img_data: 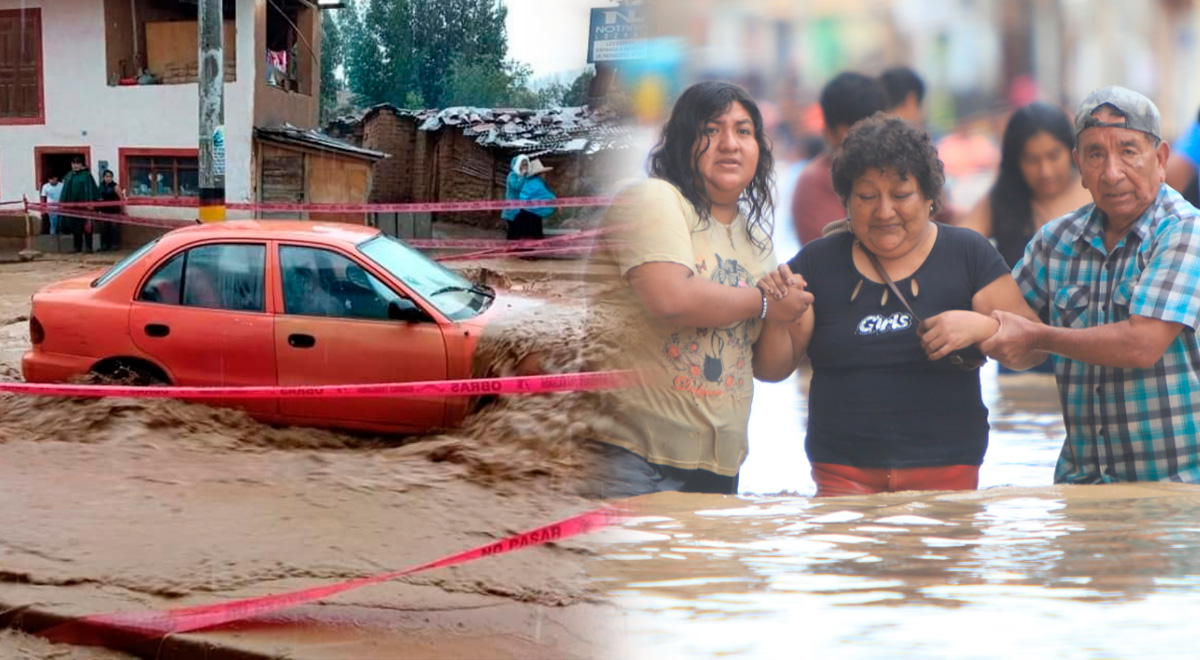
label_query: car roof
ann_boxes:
[167,220,382,247]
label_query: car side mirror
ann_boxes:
[388,298,432,323]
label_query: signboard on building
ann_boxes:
[587,7,646,63]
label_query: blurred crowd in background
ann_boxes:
[620,0,1200,238]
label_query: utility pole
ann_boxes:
[199,0,226,222]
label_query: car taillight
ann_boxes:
[29,316,44,345]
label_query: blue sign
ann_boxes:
[213,125,226,176]
[587,6,647,63]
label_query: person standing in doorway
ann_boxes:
[60,156,100,254]
[39,174,63,235]
[97,170,123,252]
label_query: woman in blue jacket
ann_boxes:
[502,154,530,237]
[510,158,556,240]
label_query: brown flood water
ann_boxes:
[0,257,620,659]
[585,206,1200,658]
[0,629,135,659]
[589,483,1200,659]
[584,368,1200,659]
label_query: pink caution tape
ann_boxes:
[21,203,619,260]
[411,224,616,250]
[25,204,194,229]
[437,244,597,262]
[409,238,525,249]
[37,196,615,214]
[41,507,624,642]
[0,370,634,400]
[431,225,620,261]
[233,196,615,213]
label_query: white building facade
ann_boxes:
[0,0,375,241]
[0,0,259,205]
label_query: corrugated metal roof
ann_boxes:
[332,104,630,155]
[255,125,389,161]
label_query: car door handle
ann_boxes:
[144,323,170,338]
[288,333,316,349]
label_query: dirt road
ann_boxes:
[0,255,619,659]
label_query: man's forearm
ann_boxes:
[1032,320,1170,369]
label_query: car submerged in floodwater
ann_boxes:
[22,221,547,433]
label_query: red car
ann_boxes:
[22,221,540,433]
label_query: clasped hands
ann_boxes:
[756,264,814,323]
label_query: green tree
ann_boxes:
[563,68,596,107]
[445,54,529,107]
[319,9,344,121]
[338,0,369,106]
[412,0,509,108]
[336,0,556,111]
[535,82,568,108]
[360,0,414,107]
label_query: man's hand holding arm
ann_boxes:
[981,311,1183,370]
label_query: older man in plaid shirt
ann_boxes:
[983,86,1200,484]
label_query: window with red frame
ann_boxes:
[126,154,200,198]
[0,9,43,121]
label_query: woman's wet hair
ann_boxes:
[648,80,775,253]
[831,112,945,212]
[990,102,1075,250]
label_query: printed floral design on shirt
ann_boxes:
[661,253,757,398]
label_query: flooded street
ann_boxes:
[741,363,1066,496]
[586,178,1200,659]
[591,484,1200,659]
[592,366,1200,659]
[0,253,620,659]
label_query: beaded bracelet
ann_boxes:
[759,288,769,319]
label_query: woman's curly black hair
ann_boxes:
[648,81,775,254]
[831,112,945,214]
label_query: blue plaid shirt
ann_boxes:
[1014,185,1200,484]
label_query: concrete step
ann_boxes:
[31,233,100,254]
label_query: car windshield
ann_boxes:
[92,238,161,287]
[357,234,493,321]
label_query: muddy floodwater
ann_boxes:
[586,218,1200,659]
[588,372,1200,659]
[591,483,1200,659]
[0,255,618,659]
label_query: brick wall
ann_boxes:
[362,111,417,203]
[432,133,499,227]
[352,108,625,229]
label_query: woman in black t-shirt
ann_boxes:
[755,114,1041,497]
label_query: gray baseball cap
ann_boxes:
[1073,86,1162,141]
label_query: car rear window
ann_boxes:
[92,238,161,288]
